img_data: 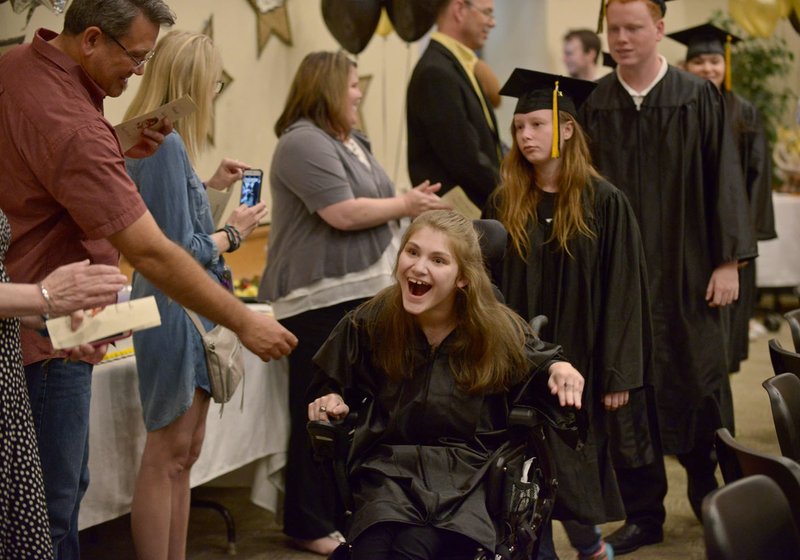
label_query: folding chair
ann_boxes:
[714,428,800,532]
[702,474,800,560]
[784,308,800,353]
[768,338,800,377]
[763,373,800,462]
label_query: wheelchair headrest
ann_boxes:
[473,219,507,271]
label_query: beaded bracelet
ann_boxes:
[226,225,241,252]
[217,225,240,252]
[228,225,242,247]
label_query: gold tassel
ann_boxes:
[552,81,560,159]
[724,34,732,92]
[597,0,606,34]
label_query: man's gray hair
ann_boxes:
[64,0,175,38]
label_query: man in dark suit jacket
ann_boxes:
[407,0,501,210]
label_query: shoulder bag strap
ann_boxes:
[183,307,208,335]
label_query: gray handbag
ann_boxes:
[184,308,245,410]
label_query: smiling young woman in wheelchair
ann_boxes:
[307,210,585,560]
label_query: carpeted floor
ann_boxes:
[79,321,791,559]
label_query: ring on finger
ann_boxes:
[320,406,327,413]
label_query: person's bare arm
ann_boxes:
[108,212,297,360]
[2,260,127,320]
[317,181,446,231]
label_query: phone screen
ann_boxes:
[240,170,263,207]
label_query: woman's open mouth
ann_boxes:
[408,278,431,296]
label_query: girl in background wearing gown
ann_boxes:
[488,70,652,560]
[307,209,585,560]
[668,23,776,374]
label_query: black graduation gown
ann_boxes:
[725,92,777,372]
[488,179,650,523]
[309,307,566,552]
[579,67,757,455]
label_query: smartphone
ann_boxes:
[240,169,263,207]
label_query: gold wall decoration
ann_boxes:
[247,0,292,57]
[201,16,234,146]
[7,0,65,24]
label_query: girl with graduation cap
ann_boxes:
[486,69,653,560]
[668,23,776,374]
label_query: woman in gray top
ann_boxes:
[258,51,447,555]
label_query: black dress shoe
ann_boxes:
[605,522,663,555]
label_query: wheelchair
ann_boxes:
[307,318,563,560]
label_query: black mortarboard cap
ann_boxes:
[500,69,597,117]
[602,51,617,69]
[667,23,741,90]
[647,0,672,15]
[667,23,741,59]
[499,69,597,158]
[597,0,675,33]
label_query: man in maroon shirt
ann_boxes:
[0,1,297,557]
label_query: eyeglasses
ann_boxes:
[101,28,155,68]
[464,0,495,20]
[214,80,225,94]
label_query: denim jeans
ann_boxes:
[25,359,93,560]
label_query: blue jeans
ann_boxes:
[25,359,93,560]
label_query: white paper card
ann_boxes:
[441,186,481,220]
[114,95,197,153]
[46,296,161,350]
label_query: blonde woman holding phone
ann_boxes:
[123,30,283,560]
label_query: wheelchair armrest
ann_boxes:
[529,315,548,338]
[485,442,526,519]
[307,420,352,462]
[307,419,356,517]
[508,405,546,428]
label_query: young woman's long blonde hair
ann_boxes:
[124,30,221,164]
[494,112,599,258]
[359,210,531,395]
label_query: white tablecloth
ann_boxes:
[78,347,289,530]
[757,192,800,288]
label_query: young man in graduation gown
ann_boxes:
[579,0,756,554]
[406,0,503,210]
